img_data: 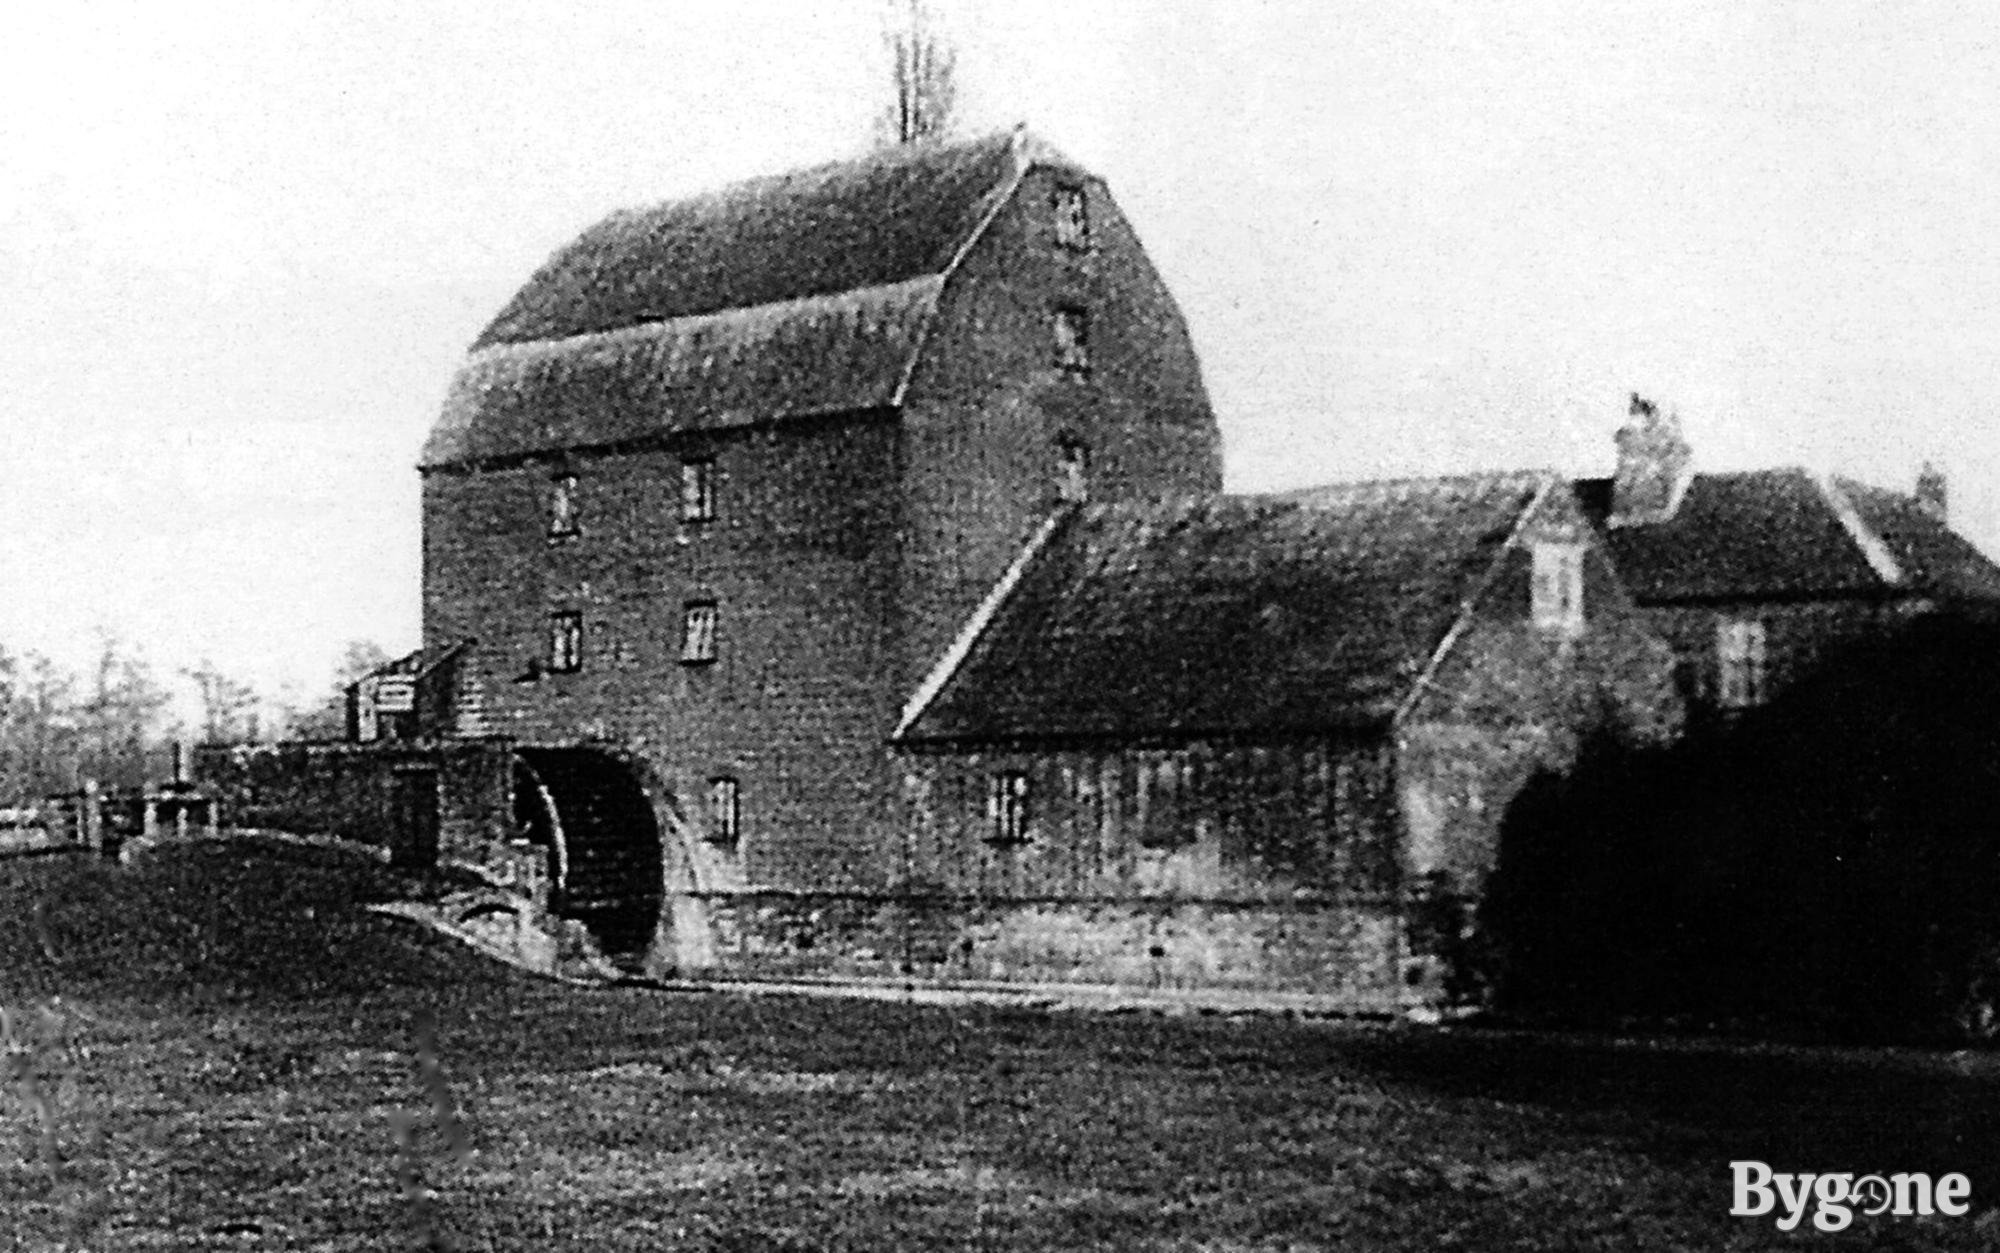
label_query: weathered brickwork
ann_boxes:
[896,161,1222,688]
[422,412,905,892]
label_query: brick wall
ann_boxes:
[421,411,905,892]
[896,162,1223,690]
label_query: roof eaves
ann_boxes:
[1812,471,1904,589]
[891,128,1038,408]
[1391,471,1557,728]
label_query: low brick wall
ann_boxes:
[685,891,1409,1010]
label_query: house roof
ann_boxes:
[1575,468,2000,604]
[1837,477,2000,601]
[423,131,1054,470]
[899,474,1548,744]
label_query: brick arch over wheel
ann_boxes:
[512,746,688,957]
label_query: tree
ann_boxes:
[287,639,394,742]
[73,632,171,791]
[183,659,263,745]
[0,646,80,799]
[878,0,958,146]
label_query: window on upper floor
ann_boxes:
[1056,438,1090,504]
[681,457,716,525]
[1053,305,1091,376]
[986,771,1031,847]
[706,776,740,845]
[1717,618,1769,708]
[681,601,718,665]
[1531,542,1586,634]
[1053,183,1090,251]
[547,610,582,674]
[548,473,580,539]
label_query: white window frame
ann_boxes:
[1053,306,1090,375]
[987,771,1031,847]
[1531,542,1586,633]
[547,610,582,674]
[1053,183,1090,251]
[1717,618,1769,708]
[681,601,719,665]
[706,776,740,844]
[548,473,580,539]
[680,457,715,525]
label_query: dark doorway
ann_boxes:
[388,767,440,870]
[512,748,665,957]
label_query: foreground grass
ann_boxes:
[2,846,1999,1250]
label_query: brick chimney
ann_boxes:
[1610,392,1693,525]
[1916,461,1948,521]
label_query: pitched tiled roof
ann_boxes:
[1576,469,2000,603]
[1575,470,1886,602]
[424,131,1050,469]
[900,474,1546,743]
[1837,477,2000,601]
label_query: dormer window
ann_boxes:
[1717,618,1768,708]
[1053,183,1090,251]
[1056,439,1090,504]
[548,474,580,539]
[1531,542,1585,633]
[1053,306,1090,376]
[681,457,716,524]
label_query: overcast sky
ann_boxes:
[6,0,1998,718]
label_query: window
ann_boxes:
[1053,183,1090,251]
[547,611,582,673]
[680,457,715,524]
[681,601,718,664]
[1053,306,1090,375]
[1056,439,1090,504]
[1717,618,1768,708]
[548,473,579,538]
[987,771,1031,846]
[706,776,740,844]
[1531,542,1586,633]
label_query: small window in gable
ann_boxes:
[1531,542,1586,633]
[1717,618,1769,708]
[706,776,740,844]
[681,601,718,665]
[1056,438,1090,504]
[1053,305,1091,376]
[548,473,580,539]
[1053,183,1090,251]
[547,610,582,674]
[681,457,715,524]
[987,771,1031,847]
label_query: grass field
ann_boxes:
[3,844,1998,1251]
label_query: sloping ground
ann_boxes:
[3,844,1999,1249]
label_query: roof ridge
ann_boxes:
[1272,467,1553,497]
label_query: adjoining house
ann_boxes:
[885,475,1677,1003]
[1577,394,2000,718]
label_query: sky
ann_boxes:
[6,0,2000,723]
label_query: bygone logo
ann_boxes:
[1731,1161,1973,1232]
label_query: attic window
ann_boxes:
[987,771,1032,847]
[1717,618,1768,708]
[548,474,580,539]
[1531,542,1585,634]
[547,611,582,674]
[706,776,740,845]
[1056,439,1090,504]
[681,457,716,524]
[1054,183,1090,251]
[1053,306,1091,376]
[681,601,718,665]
